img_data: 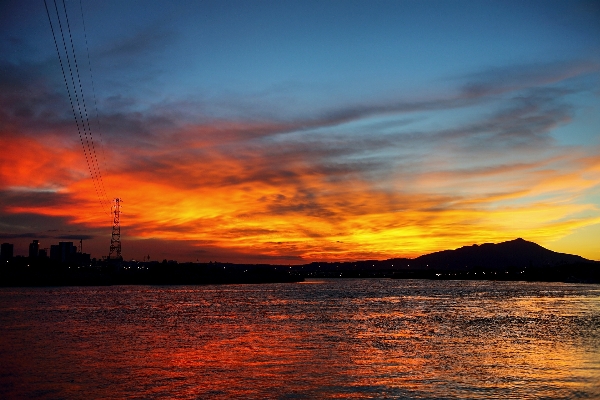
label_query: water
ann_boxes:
[1,279,599,399]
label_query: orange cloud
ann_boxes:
[3,119,599,262]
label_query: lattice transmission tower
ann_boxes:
[108,198,122,260]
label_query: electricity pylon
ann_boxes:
[108,198,122,260]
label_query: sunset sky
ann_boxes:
[1,0,599,263]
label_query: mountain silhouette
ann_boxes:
[405,238,591,270]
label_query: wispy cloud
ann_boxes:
[1,58,599,261]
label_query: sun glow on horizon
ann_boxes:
[2,122,599,262]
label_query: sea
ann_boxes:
[0,279,599,399]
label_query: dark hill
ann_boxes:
[406,238,590,270]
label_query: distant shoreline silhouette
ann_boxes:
[1,238,598,286]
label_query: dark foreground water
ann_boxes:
[0,279,599,399]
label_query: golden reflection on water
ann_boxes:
[0,280,599,399]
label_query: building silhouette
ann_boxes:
[29,240,39,258]
[1,243,13,260]
[50,242,76,263]
[49,241,91,265]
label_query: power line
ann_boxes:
[60,0,110,208]
[45,0,107,214]
[45,0,123,259]
[79,0,110,204]
[54,0,106,212]
[45,0,110,214]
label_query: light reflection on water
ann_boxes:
[0,279,599,399]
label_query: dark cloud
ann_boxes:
[296,61,597,137]
[1,57,581,213]
[266,190,337,219]
[0,232,50,239]
[107,81,575,193]
[0,211,65,234]
[1,53,597,260]
[56,234,95,240]
[34,59,591,153]
[226,228,279,237]
[3,52,594,153]
[98,111,170,141]
[0,189,76,210]
[0,210,104,238]
[459,60,600,98]
[311,60,597,133]
[0,209,108,257]
[96,24,175,62]
[429,87,574,151]
[0,61,70,135]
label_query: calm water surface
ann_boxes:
[1,279,599,399]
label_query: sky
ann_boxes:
[1,0,599,263]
